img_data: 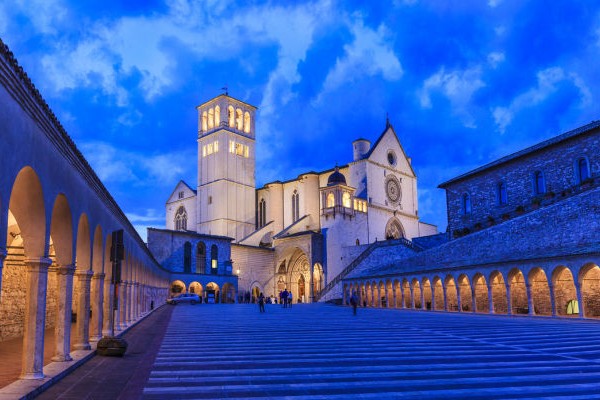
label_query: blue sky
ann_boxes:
[2,0,599,239]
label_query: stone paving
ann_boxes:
[143,304,600,399]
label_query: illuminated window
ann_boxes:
[202,140,219,157]
[244,111,251,133]
[342,192,351,208]
[208,108,214,129]
[229,140,249,158]
[326,193,335,208]
[211,245,218,274]
[292,190,300,222]
[353,199,367,213]
[202,111,207,131]
[215,105,220,126]
[236,108,243,130]
[228,106,235,127]
[175,206,187,230]
[462,193,472,215]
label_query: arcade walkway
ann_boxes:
[144,304,600,399]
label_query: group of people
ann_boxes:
[257,288,296,312]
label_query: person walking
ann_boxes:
[282,289,289,308]
[288,291,293,308]
[258,292,265,313]
[350,291,358,316]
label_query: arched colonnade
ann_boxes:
[344,261,600,319]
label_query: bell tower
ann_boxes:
[196,94,257,241]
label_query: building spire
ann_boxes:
[386,112,391,129]
[221,85,228,96]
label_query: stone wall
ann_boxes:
[443,125,599,237]
[0,264,26,340]
[231,244,275,297]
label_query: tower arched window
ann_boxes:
[576,157,590,183]
[533,171,545,195]
[201,111,208,132]
[326,193,335,208]
[183,242,192,273]
[244,111,251,133]
[258,198,266,228]
[342,192,351,208]
[196,242,206,274]
[175,206,187,230]
[292,190,300,222]
[461,193,471,215]
[497,182,507,206]
[236,108,243,130]
[208,108,214,129]
[211,245,218,274]
[228,106,235,127]
[214,105,221,126]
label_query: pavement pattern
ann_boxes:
[141,303,600,399]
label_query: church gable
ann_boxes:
[366,125,415,177]
[166,180,197,204]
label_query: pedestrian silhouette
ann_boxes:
[258,292,265,313]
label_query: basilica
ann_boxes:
[148,94,437,303]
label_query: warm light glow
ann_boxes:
[229,140,249,158]
[208,108,214,129]
[326,193,334,207]
[244,111,251,133]
[215,105,221,126]
[353,199,367,213]
[202,111,207,131]
[236,108,243,130]
[342,192,351,208]
[202,140,219,157]
[228,106,234,127]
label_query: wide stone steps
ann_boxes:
[143,304,600,399]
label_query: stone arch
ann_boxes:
[206,282,220,303]
[444,275,458,311]
[287,249,310,303]
[170,280,186,295]
[579,263,600,318]
[249,281,261,303]
[432,276,444,311]
[221,283,236,303]
[75,213,91,271]
[393,279,401,308]
[189,281,203,296]
[458,274,472,312]
[473,273,488,313]
[312,263,323,301]
[508,268,527,314]
[529,267,552,315]
[422,277,432,310]
[489,270,507,314]
[196,242,206,274]
[551,266,577,316]
[377,280,385,307]
[411,278,422,309]
[50,194,73,267]
[385,217,404,240]
[244,111,251,133]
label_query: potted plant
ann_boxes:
[501,213,510,221]
[486,216,495,226]
[515,205,525,215]
[531,197,542,208]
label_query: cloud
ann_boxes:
[492,67,592,133]
[126,209,164,223]
[79,141,193,185]
[418,66,485,127]
[487,52,505,68]
[488,0,502,8]
[316,20,403,103]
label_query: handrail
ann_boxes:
[315,238,421,301]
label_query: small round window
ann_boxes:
[387,150,397,166]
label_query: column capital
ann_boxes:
[92,272,106,280]
[55,264,76,276]
[75,269,94,280]
[24,257,52,272]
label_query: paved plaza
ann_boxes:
[17,303,600,399]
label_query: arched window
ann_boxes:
[236,108,243,130]
[211,245,218,274]
[175,206,187,230]
[461,193,471,215]
[576,157,590,183]
[214,105,221,126]
[196,242,206,274]
[201,111,207,132]
[385,218,404,240]
[292,190,300,222]
[258,198,266,228]
[533,171,545,195]
[497,182,507,205]
[228,106,235,127]
[183,242,192,273]
[342,192,351,208]
[208,108,214,129]
[326,193,335,208]
[244,111,251,133]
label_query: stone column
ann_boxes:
[399,285,405,309]
[73,269,93,350]
[574,281,584,319]
[442,284,448,312]
[51,264,75,362]
[505,283,513,315]
[488,283,494,314]
[471,287,477,313]
[90,273,105,342]
[20,257,52,380]
[126,282,133,324]
[410,287,415,309]
[421,286,426,310]
[119,281,128,329]
[0,249,6,298]
[392,286,397,308]
[526,283,535,316]
[103,281,115,337]
[456,284,462,312]
[548,282,557,317]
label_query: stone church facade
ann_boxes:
[149,94,437,303]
